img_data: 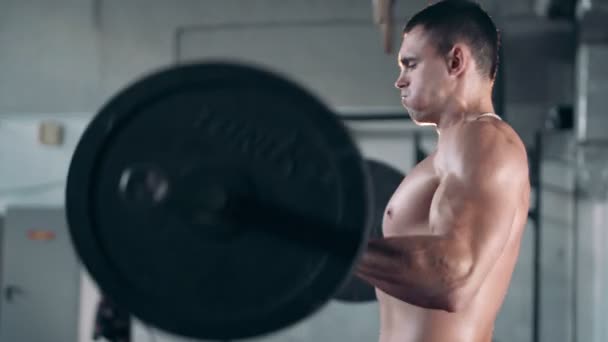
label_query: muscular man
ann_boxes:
[355,1,530,341]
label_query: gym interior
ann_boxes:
[0,0,606,341]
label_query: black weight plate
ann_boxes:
[334,159,404,302]
[66,62,371,340]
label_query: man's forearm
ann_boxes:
[354,235,470,311]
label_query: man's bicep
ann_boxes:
[465,179,518,265]
[454,172,518,281]
[431,172,519,277]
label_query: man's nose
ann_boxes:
[394,74,408,89]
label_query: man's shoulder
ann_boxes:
[447,119,529,181]
[461,119,525,157]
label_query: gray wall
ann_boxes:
[501,19,575,144]
[0,0,574,146]
[0,0,99,113]
[0,0,578,342]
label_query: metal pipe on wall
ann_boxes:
[573,0,608,341]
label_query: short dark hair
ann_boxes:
[403,0,500,80]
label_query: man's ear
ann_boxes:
[446,44,467,77]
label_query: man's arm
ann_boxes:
[355,124,527,312]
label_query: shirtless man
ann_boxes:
[355,1,530,341]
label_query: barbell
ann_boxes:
[66,61,405,340]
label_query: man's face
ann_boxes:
[395,26,453,125]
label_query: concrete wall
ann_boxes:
[0,0,578,341]
[0,0,99,113]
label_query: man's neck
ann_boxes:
[435,97,495,133]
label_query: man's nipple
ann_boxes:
[386,208,393,218]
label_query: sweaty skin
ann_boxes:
[355,27,530,342]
